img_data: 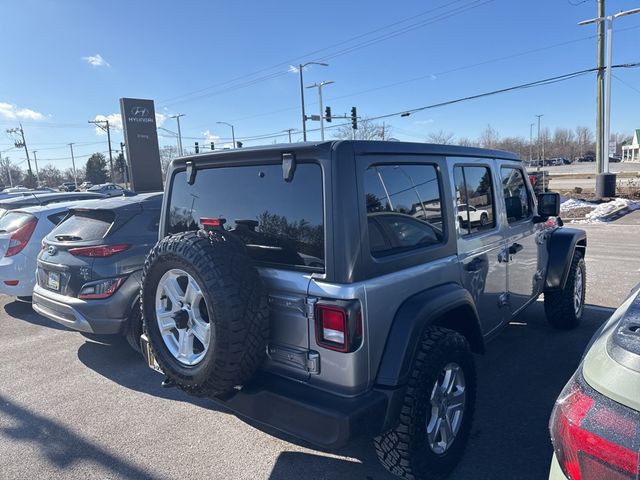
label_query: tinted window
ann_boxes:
[52,211,114,241]
[454,165,496,236]
[501,167,532,223]
[168,163,324,271]
[47,211,69,225]
[0,212,33,233]
[364,164,444,256]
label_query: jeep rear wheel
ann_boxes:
[544,250,586,330]
[141,231,269,397]
[374,326,476,480]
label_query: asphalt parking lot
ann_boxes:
[0,296,610,480]
[0,221,636,480]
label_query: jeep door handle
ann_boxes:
[508,243,523,255]
[465,257,485,272]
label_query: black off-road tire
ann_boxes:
[141,231,269,397]
[374,326,476,480]
[544,251,586,330]
[124,303,143,353]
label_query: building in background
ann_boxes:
[622,129,640,162]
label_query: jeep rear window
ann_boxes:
[52,210,115,241]
[168,163,324,272]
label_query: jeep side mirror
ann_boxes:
[537,192,560,218]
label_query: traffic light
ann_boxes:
[236,141,243,148]
[350,107,358,130]
[211,142,215,151]
[325,106,332,123]
[195,142,199,153]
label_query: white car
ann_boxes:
[0,201,77,298]
[457,204,490,227]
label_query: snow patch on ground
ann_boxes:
[561,197,640,223]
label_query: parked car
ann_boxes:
[88,183,133,197]
[59,182,76,192]
[32,193,163,351]
[0,201,82,298]
[138,140,586,480]
[549,286,640,480]
[0,191,106,218]
[79,181,93,191]
[456,203,490,227]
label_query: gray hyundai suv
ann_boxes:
[140,141,586,480]
[33,192,162,350]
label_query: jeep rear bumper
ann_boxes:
[214,372,389,449]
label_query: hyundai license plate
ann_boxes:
[46,271,60,291]
[141,335,163,374]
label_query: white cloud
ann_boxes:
[202,129,220,142]
[414,119,435,125]
[82,53,110,67]
[92,112,167,135]
[288,65,300,73]
[0,102,45,121]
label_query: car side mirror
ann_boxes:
[537,192,560,218]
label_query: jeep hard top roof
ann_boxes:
[169,140,520,169]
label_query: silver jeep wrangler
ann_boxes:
[140,141,586,480]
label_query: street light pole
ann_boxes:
[170,114,185,156]
[529,123,534,164]
[297,62,328,141]
[579,7,640,195]
[283,129,295,143]
[535,114,544,171]
[217,122,236,148]
[306,80,334,141]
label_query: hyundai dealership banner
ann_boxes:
[119,98,163,192]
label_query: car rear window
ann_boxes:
[0,211,34,233]
[168,163,324,271]
[52,210,115,241]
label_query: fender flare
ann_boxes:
[545,227,587,290]
[375,283,484,388]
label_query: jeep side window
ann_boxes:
[364,164,444,257]
[501,167,532,223]
[454,166,496,236]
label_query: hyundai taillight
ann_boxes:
[315,301,363,352]
[550,371,640,480]
[5,217,38,257]
[79,277,126,299]
[69,244,130,257]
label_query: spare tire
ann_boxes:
[141,231,269,397]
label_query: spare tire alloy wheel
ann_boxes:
[156,269,210,366]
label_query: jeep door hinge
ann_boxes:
[498,292,510,308]
[306,297,318,319]
[306,351,321,374]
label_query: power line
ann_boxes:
[159,0,494,107]
[613,73,640,96]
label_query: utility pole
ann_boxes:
[283,129,295,143]
[529,123,534,164]
[297,62,328,141]
[6,124,34,180]
[120,141,129,189]
[536,114,544,171]
[170,114,185,156]
[68,143,78,189]
[32,150,40,185]
[88,119,115,182]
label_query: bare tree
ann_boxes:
[160,145,179,180]
[333,118,393,140]
[456,137,477,147]
[426,130,455,144]
[479,124,499,149]
[0,158,24,187]
[38,164,64,187]
[575,126,594,159]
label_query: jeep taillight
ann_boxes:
[315,302,362,352]
[550,371,640,480]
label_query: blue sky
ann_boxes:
[1,0,639,171]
